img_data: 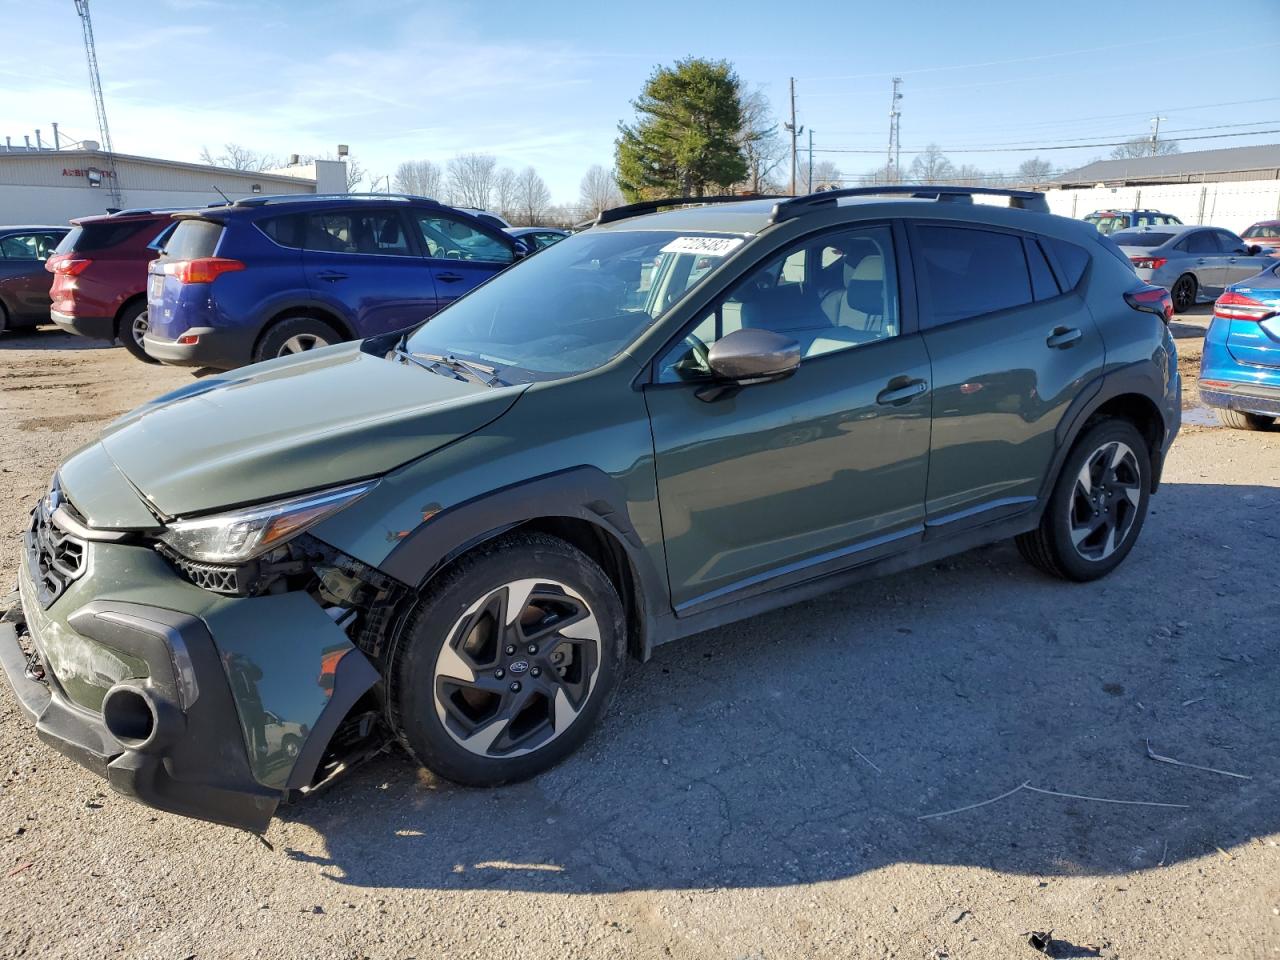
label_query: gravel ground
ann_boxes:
[0,317,1277,960]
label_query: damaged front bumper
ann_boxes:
[2,521,381,833]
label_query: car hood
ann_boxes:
[95,341,526,518]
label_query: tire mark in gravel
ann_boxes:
[3,381,96,391]
[18,411,128,432]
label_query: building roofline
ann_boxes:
[0,148,320,185]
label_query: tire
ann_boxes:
[389,532,627,787]
[1171,274,1197,314]
[0,299,9,334]
[116,301,159,363]
[1216,408,1274,431]
[254,316,342,363]
[1016,418,1152,582]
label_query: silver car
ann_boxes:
[1113,225,1275,313]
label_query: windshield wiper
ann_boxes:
[408,350,507,387]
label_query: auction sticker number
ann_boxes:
[660,236,745,257]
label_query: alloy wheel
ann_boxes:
[1068,440,1142,562]
[278,333,328,356]
[132,311,149,347]
[1172,276,1196,313]
[432,578,602,758]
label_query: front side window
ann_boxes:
[416,215,512,263]
[656,225,900,383]
[0,234,40,259]
[914,225,1033,327]
[402,229,744,382]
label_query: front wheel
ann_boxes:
[1017,419,1152,582]
[117,302,159,363]
[1216,408,1274,431]
[389,533,627,786]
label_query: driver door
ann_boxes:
[412,212,515,311]
[643,223,932,612]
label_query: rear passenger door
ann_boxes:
[301,208,438,337]
[411,212,515,310]
[908,223,1106,528]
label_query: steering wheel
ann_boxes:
[684,330,711,371]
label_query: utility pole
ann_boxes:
[784,77,802,196]
[807,128,814,192]
[1149,116,1167,157]
[887,77,903,183]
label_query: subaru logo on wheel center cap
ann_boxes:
[509,660,530,674]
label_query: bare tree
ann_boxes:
[579,164,623,219]
[1015,157,1055,183]
[514,166,551,226]
[909,144,954,184]
[951,164,989,186]
[199,143,279,172]
[1110,137,1180,160]
[860,162,898,186]
[492,167,519,222]
[447,153,498,209]
[736,87,788,194]
[393,159,444,197]
[798,159,842,194]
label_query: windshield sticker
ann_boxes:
[660,236,745,257]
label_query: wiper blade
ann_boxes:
[410,351,506,387]
[393,346,466,382]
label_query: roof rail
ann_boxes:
[593,193,785,226]
[769,185,1049,222]
[233,192,442,207]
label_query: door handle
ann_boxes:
[1195,258,1207,265]
[875,376,928,406]
[1046,326,1082,349]
[316,271,347,282]
[436,272,464,282]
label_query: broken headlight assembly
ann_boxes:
[157,482,373,564]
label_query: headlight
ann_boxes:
[158,482,373,564]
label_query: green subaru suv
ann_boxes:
[3,187,1180,832]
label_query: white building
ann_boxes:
[1046,144,1280,234]
[0,146,349,225]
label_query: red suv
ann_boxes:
[48,210,175,362]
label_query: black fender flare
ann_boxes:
[1040,362,1171,503]
[380,466,670,657]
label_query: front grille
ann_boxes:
[24,482,87,609]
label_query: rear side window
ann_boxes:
[304,211,412,256]
[1,234,42,259]
[1025,239,1060,301]
[163,219,224,260]
[1043,237,1091,290]
[259,214,305,249]
[56,219,152,253]
[914,226,1033,326]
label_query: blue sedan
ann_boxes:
[1199,261,1280,430]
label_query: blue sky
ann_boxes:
[3,0,1278,203]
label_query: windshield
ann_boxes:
[1244,224,1280,239]
[1086,214,1126,235]
[1111,230,1173,247]
[403,229,747,382]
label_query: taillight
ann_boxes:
[1129,256,1167,270]
[164,257,245,284]
[50,257,92,276]
[1214,290,1277,322]
[1124,284,1173,322]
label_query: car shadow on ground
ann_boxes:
[1169,303,1212,340]
[0,324,115,351]
[282,481,1279,893]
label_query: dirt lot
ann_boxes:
[0,318,1277,960]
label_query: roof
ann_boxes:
[0,224,68,232]
[1055,144,1280,187]
[0,148,317,185]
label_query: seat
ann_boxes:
[821,250,894,336]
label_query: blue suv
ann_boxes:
[143,194,521,369]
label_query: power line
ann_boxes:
[812,127,1280,156]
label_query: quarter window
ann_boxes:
[1025,238,1061,301]
[914,226,1033,327]
[416,215,513,263]
[1043,237,1090,290]
[656,225,899,383]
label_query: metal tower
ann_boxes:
[73,0,122,206]
[886,77,903,183]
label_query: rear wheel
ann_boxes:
[1216,408,1274,431]
[1171,274,1197,313]
[254,316,343,362]
[116,301,158,363]
[1017,419,1151,582]
[390,533,626,786]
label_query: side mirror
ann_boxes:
[1245,244,1262,256]
[512,237,534,259]
[698,328,800,401]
